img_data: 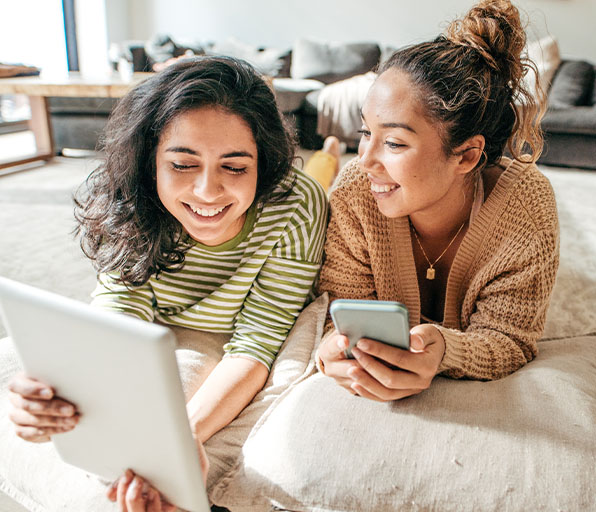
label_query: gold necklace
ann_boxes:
[410,220,466,280]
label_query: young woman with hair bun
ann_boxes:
[316,0,559,401]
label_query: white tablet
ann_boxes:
[0,276,210,512]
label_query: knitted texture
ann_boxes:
[318,156,559,380]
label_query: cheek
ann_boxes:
[235,169,258,197]
[241,175,258,204]
[155,168,181,207]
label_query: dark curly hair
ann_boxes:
[380,0,545,172]
[74,56,296,286]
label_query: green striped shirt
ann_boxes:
[91,169,329,370]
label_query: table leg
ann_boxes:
[0,95,54,171]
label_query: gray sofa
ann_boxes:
[538,60,596,169]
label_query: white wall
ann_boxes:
[75,0,111,77]
[122,0,595,61]
[0,0,68,75]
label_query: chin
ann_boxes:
[377,204,400,219]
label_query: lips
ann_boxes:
[370,182,398,193]
[367,173,399,195]
[190,204,226,217]
[184,203,231,219]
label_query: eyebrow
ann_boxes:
[360,111,417,134]
[164,147,255,158]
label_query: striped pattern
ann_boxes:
[91,169,329,369]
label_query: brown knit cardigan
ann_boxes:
[318,157,560,380]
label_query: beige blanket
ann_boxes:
[316,72,376,144]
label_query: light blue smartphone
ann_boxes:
[329,299,410,358]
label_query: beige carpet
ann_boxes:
[0,157,98,338]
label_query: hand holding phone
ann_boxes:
[329,299,410,358]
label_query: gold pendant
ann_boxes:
[426,267,436,280]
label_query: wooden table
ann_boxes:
[0,72,152,170]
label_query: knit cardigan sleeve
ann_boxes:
[437,226,559,380]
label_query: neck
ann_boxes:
[410,175,478,241]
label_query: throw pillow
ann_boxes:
[523,35,561,95]
[290,38,381,84]
[207,37,290,77]
[548,60,595,109]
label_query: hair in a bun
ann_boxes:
[380,0,544,168]
[446,0,527,86]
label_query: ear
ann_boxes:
[452,135,485,176]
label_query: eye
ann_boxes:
[357,129,371,138]
[384,141,406,150]
[171,162,196,171]
[223,165,247,174]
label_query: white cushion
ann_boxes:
[206,37,289,77]
[524,35,561,95]
[210,336,596,512]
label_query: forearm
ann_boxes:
[186,356,268,443]
[437,325,538,380]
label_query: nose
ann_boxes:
[192,168,223,201]
[358,135,382,175]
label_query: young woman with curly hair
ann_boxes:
[8,55,328,509]
[316,0,559,401]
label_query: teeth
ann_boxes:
[370,182,397,193]
[190,205,226,217]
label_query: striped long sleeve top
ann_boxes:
[91,169,329,370]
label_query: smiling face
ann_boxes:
[358,69,467,222]
[155,106,258,246]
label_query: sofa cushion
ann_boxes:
[290,38,380,84]
[541,106,596,136]
[210,336,596,512]
[303,89,321,116]
[548,60,595,108]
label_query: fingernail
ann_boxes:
[336,338,345,349]
[351,347,362,358]
[124,470,134,483]
[60,405,74,415]
[357,339,370,350]
[40,388,52,399]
